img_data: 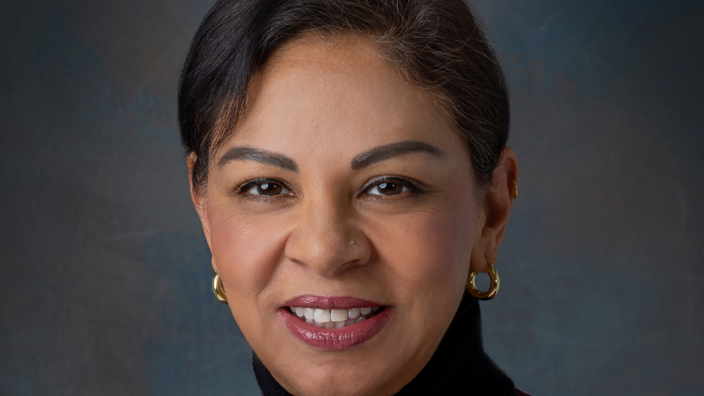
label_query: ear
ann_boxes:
[187,153,218,273]
[470,147,518,273]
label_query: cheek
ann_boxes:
[206,198,289,306]
[371,196,478,302]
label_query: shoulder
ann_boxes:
[514,389,532,396]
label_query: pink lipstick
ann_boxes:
[280,295,394,350]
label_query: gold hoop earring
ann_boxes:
[212,272,228,304]
[513,180,518,199]
[467,263,500,300]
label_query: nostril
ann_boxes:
[284,225,371,277]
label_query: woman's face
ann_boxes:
[193,35,498,396]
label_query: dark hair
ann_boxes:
[179,0,509,194]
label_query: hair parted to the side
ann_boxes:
[179,0,509,194]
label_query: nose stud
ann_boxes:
[350,240,356,244]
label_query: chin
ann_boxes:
[280,364,400,396]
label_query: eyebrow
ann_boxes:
[218,146,298,172]
[351,140,444,170]
[217,140,443,172]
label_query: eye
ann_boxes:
[366,181,411,196]
[241,180,290,197]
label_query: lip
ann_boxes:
[280,295,394,350]
[283,295,384,309]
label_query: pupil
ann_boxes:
[258,183,281,195]
[379,182,401,195]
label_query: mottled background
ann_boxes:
[1,0,702,395]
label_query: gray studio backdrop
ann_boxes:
[1,0,702,395]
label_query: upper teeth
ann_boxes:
[289,306,381,328]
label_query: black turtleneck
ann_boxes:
[253,292,518,395]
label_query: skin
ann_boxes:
[189,35,518,396]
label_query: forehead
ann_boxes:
[220,34,462,160]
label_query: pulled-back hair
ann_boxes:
[179,0,509,194]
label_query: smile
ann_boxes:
[280,296,394,350]
[288,306,382,328]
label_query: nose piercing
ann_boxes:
[350,240,356,244]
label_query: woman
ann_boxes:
[178,0,524,395]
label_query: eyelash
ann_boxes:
[233,176,423,202]
[234,178,294,203]
[359,176,423,200]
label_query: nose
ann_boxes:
[285,196,371,278]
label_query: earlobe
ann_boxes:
[469,227,497,273]
[469,147,518,273]
[211,255,219,274]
